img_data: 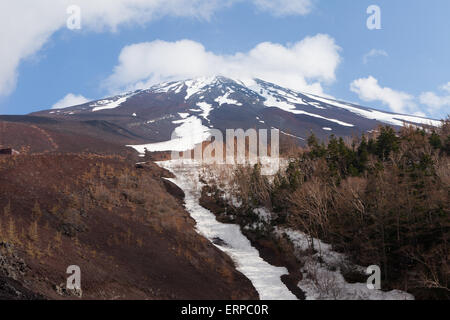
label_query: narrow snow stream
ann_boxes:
[158,160,297,300]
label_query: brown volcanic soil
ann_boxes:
[0,118,145,155]
[0,154,258,300]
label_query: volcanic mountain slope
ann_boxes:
[32,76,441,151]
[0,153,258,299]
[0,115,146,154]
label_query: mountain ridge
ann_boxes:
[30,76,442,151]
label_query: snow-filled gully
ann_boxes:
[158,160,297,300]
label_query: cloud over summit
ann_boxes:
[105,34,341,96]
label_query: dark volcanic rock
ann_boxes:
[0,275,43,300]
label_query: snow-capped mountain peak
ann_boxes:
[36,76,442,149]
[141,76,441,127]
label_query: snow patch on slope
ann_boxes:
[91,93,135,112]
[215,91,243,106]
[152,81,184,94]
[185,77,217,100]
[253,84,354,127]
[303,94,441,127]
[158,160,297,300]
[276,228,414,300]
[196,102,213,122]
[278,130,304,140]
[127,116,210,152]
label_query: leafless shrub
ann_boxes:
[288,177,332,249]
[302,258,342,300]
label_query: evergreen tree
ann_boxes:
[376,126,399,160]
[429,131,442,150]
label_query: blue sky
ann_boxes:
[0,0,449,119]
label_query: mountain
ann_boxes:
[2,77,446,301]
[30,76,441,152]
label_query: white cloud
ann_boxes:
[252,0,313,16]
[419,83,450,114]
[440,82,450,93]
[351,77,450,118]
[0,0,316,97]
[419,92,450,110]
[52,93,90,109]
[105,34,341,96]
[363,49,388,64]
[350,76,417,115]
